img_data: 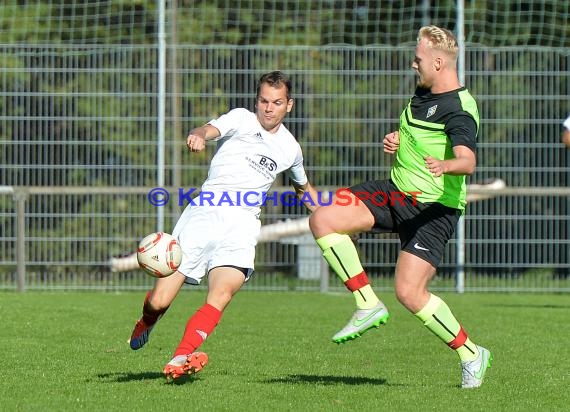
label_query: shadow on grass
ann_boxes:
[263,374,391,386]
[97,372,202,385]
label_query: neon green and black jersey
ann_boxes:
[391,86,479,211]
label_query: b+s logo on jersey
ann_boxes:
[254,154,277,172]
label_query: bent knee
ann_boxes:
[309,208,330,237]
[310,205,352,238]
[207,289,235,311]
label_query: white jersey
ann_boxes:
[173,108,308,280]
[197,107,308,215]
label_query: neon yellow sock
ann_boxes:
[316,233,379,309]
[415,294,479,362]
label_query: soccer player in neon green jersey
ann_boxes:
[309,25,491,388]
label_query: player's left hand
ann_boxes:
[424,156,446,177]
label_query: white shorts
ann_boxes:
[171,205,261,284]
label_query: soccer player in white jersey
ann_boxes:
[128,71,319,380]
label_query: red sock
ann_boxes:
[141,290,169,326]
[173,303,221,357]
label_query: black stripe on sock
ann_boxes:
[330,246,367,301]
[433,314,456,339]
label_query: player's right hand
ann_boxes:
[383,131,399,154]
[186,133,206,152]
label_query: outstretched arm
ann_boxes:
[186,124,221,152]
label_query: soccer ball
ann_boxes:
[137,232,182,278]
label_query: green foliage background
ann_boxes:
[0,1,569,277]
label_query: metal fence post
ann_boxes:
[13,189,27,292]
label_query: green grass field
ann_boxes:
[1,291,568,411]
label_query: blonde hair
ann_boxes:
[418,25,458,59]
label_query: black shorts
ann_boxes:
[349,179,461,268]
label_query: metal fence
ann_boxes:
[2,185,570,293]
[1,45,569,292]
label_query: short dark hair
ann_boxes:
[256,71,292,100]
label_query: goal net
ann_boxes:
[0,1,568,47]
